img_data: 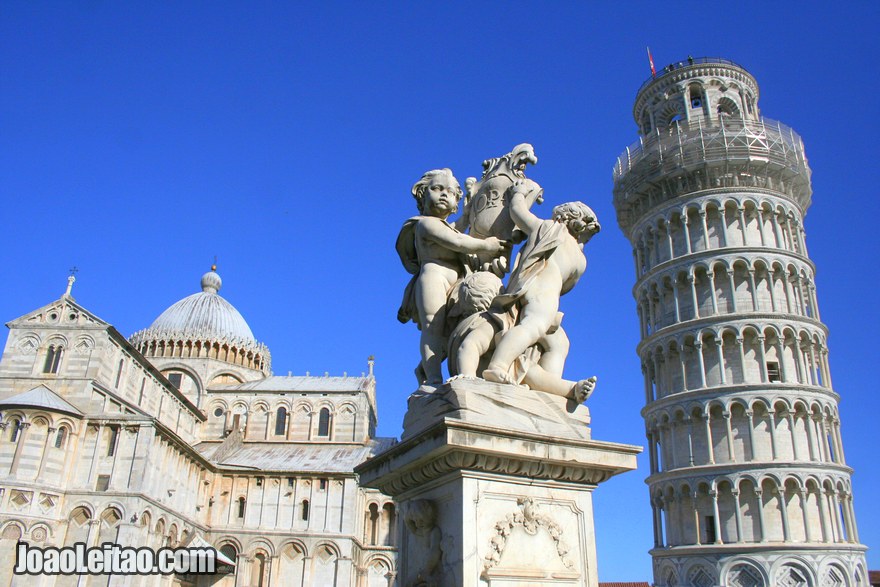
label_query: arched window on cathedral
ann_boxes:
[9,419,21,442]
[252,553,267,587]
[318,408,331,437]
[114,359,125,388]
[366,503,379,545]
[54,427,67,449]
[237,497,246,519]
[43,345,63,374]
[217,544,237,575]
[275,407,287,436]
[301,499,310,521]
[107,426,119,457]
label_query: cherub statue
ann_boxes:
[482,181,601,400]
[396,169,507,386]
[447,271,597,403]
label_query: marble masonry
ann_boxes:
[359,145,640,587]
[613,57,868,586]
[0,271,398,586]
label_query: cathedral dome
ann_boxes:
[129,269,271,375]
[147,270,255,343]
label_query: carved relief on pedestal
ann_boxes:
[403,499,444,587]
[482,497,575,580]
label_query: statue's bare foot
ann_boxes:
[572,376,597,403]
[482,367,513,385]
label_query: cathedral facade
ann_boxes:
[0,269,397,586]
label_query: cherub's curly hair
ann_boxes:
[458,271,503,316]
[411,168,462,214]
[552,201,600,237]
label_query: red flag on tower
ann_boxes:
[647,46,656,77]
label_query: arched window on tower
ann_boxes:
[716,97,741,118]
[317,408,331,437]
[275,407,287,436]
[640,110,652,135]
[689,85,704,109]
[43,345,63,374]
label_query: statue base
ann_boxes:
[356,379,641,587]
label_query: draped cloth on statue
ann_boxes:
[493,220,568,311]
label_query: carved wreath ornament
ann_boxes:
[482,497,574,574]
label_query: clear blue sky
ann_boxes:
[2,1,878,580]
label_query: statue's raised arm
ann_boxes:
[482,195,600,400]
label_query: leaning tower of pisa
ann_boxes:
[612,57,868,587]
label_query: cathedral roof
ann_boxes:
[0,385,84,417]
[194,437,397,472]
[130,269,269,358]
[209,375,373,393]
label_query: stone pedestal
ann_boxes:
[356,379,640,587]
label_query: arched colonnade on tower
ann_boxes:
[640,323,832,402]
[650,474,859,549]
[636,255,819,337]
[644,397,845,474]
[631,196,808,278]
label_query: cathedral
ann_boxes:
[0,268,398,586]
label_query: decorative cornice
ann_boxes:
[356,417,640,497]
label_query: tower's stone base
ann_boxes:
[650,545,870,587]
[356,379,641,587]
